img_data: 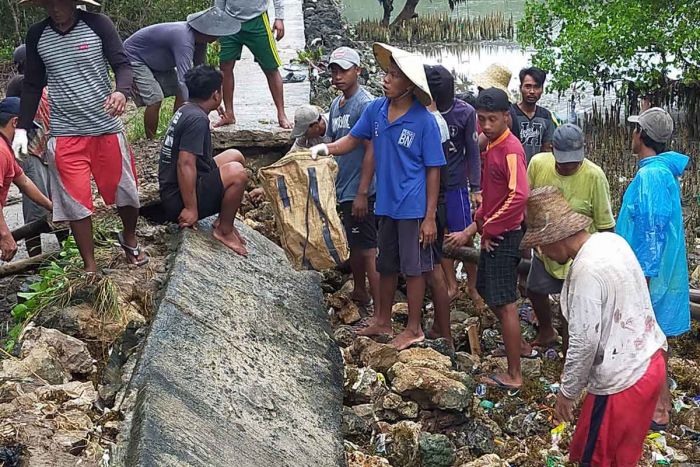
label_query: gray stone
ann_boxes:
[342,406,372,441]
[504,411,550,437]
[20,327,93,375]
[419,433,456,467]
[388,362,474,411]
[118,221,344,466]
[386,421,421,467]
[452,419,495,456]
[351,337,399,373]
[1,343,69,385]
[333,325,355,347]
[374,391,419,421]
[345,366,381,404]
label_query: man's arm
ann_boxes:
[420,166,440,245]
[541,111,557,153]
[352,141,375,218]
[14,173,52,212]
[89,13,132,96]
[481,152,528,239]
[272,0,285,19]
[0,209,17,262]
[177,151,198,228]
[592,170,616,232]
[19,22,48,131]
[325,134,364,156]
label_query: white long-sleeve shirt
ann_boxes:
[220,0,284,21]
[560,232,667,400]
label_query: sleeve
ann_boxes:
[350,101,375,140]
[422,115,447,167]
[19,22,48,130]
[542,111,556,144]
[559,272,604,400]
[591,170,616,230]
[173,40,195,101]
[481,150,528,239]
[177,116,209,157]
[626,170,673,277]
[464,108,481,191]
[326,100,337,140]
[88,13,133,96]
[273,0,285,19]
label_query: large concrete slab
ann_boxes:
[211,0,308,150]
[122,220,344,467]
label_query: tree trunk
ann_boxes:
[381,0,394,26]
[390,0,421,27]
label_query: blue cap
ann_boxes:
[0,97,20,118]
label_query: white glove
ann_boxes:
[12,129,28,158]
[310,143,329,160]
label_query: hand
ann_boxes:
[273,19,285,41]
[178,207,199,229]
[444,228,474,249]
[0,233,18,262]
[554,391,575,423]
[12,129,28,158]
[481,235,504,252]
[310,143,329,160]
[247,187,265,204]
[419,217,437,246]
[352,193,368,219]
[470,190,483,209]
[103,91,126,117]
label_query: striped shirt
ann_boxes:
[19,10,132,137]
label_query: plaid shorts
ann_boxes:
[476,229,524,308]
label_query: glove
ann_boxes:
[12,129,28,158]
[310,143,329,160]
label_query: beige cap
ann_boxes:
[291,105,322,139]
[628,107,674,143]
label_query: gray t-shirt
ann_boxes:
[124,22,206,100]
[327,87,376,202]
[221,0,284,21]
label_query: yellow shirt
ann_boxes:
[527,152,616,279]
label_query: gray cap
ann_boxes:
[552,123,585,163]
[187,6,241,37]
[628,107,674,143]
[291,105,321,138]
[329,47,361,69]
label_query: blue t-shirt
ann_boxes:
[327,87,375,202]
[351,97,446,219]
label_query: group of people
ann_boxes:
[0,0,692,465]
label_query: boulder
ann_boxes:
[1,344,69,385]
[386,421,421,467]
[34,381,98,411]
[459,454,507,467]
[346,450,392,467]
[20,327,93,375]
[454,352,479,373]
[342,406,372,441]
[398,348,451,371]
[337,301,362,324]
[418,433,456,467]
[334,326,356,347]
[521,357,542,379]
[351,337,399,373]
[345,366,382,404]
[387,362,473,411]
[373,392,419,421]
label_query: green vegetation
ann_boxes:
[126,96,175,141]
[517,0,700,96]
[377,0,469,27]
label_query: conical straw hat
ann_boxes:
[473,63,512,94]
[520,186,593,249]
[373,42,432,106]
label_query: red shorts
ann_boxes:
[46,133,139,222]
[569,350,665,466]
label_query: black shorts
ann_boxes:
[161,168,225,222]
[476,229,524,308]
[377,217,440,277]
[339,197,378,251]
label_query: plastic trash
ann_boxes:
[544,348,559,360]
[475,384,487,398]
[374,433,386,454]
[548,383,561,394]
[546,455,564,467]
[479,400,495,410]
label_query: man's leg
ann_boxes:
[357,272,396,337]
[391,275,426,350]
[440,258,460,301]
[219,60,237,126]
[464,260,483,307]
[528,290,557,346]
[262,68,291,129]
[426,265,453,347]
[115,205,146,264]
[212,161,249,256]
[71,216,97,272]
[350,249,371,304]
[358,216,395,336]
[490,302,523,387]
[144,101,162,139]
[214,148,245,167]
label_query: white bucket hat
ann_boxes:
[187,6,242,37]
[373,42,432,106]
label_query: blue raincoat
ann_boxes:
[617,151,690,337]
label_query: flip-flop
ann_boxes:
[490,347,540,359]
[649,420,668,432]
[117,232,150,267]
[481,374,521,391]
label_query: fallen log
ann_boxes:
[692,302,700,321]
[0,252,57,278]
[11,217,53,241]
[690,288,699,304]
[442,244,532,272]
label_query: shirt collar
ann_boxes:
[487,128,511,150]
[380,97,421,125]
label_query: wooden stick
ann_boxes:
[466,321,481,356]
[11,217,54,241]
[0,252,57,278]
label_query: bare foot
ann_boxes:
[391,329,425,350]
[356,319,393,337]
[351,290,372,306]
[214,112,236,128]
[232,223,247,245]
[213,226,248,257]
[467,287,486,311]
[448,286,462,303]
[531,329,558,348]
[278,113,292,129]
[481,372,522,390]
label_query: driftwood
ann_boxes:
[0,252,57,278]
[690,288,700,304]
[11,217,54,241]
[442,244,532,272]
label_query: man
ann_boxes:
[522,186,667,466]
[215,0,291,129]
[617,107,690,431]
[0,97,54,262]
[325,47,379,311]
[6,45,27,98]
[510,67,558,163]
[15,0,146,272]
[124,6,241,139]
[289,104,329,152]
[159,65,249,257]
[526,124,615,348]
[445,88,529,389]
[311,43,450,350]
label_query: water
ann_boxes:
[339,0,526,24]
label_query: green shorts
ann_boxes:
[219,12,282,71]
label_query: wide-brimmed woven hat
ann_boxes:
[187,6,241,37]
[19,0,100,6]
[373,42,432,106]
[520,186,592,249]
[473,63,512,94]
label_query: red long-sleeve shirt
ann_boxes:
[474,129,528,240]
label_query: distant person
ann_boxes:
[526,124,615,349]
[311,43,449,350]
[445,88,529,389]
[522,186,667,467]
[289,104,329,152]
[159,65,249,257]
[0,97,53,262]
[511,67,558,163]
[215,0,291,129]
[124,6,241,139]
[16,0,146,272]
[472,63,512,152]
[617,107,690,431]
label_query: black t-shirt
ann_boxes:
[509,103,557,163]
[158,102,215,202]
